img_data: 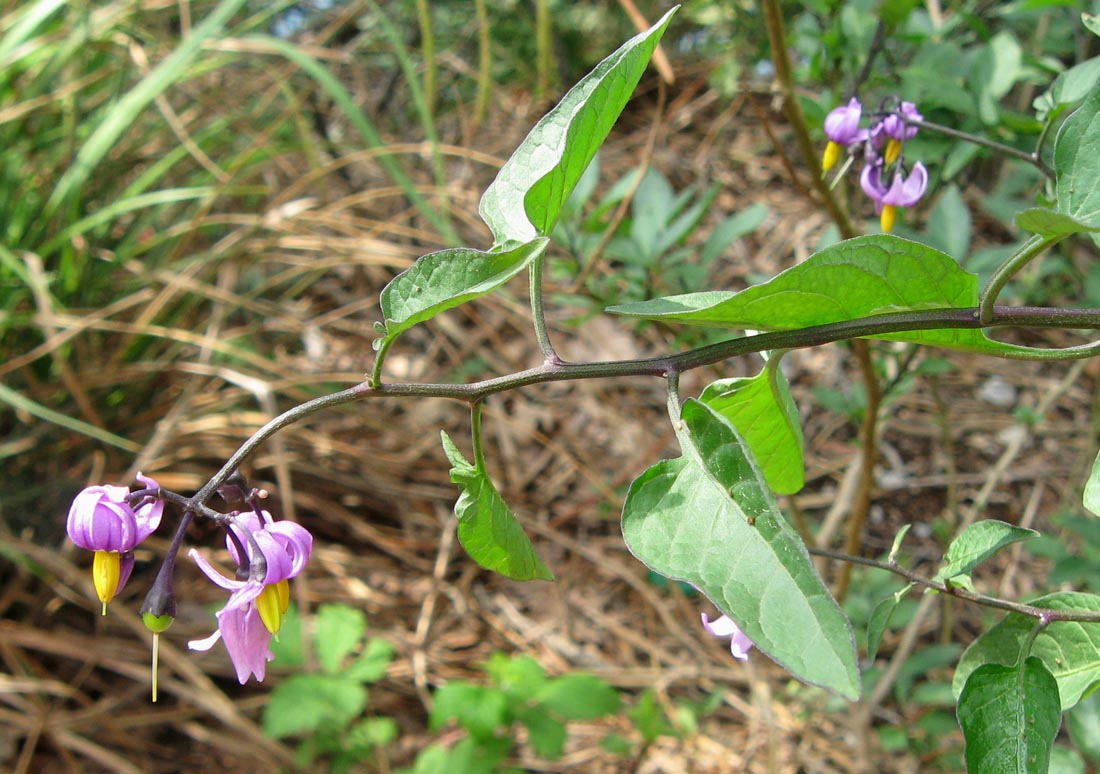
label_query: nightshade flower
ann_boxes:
[860,161,929,233]
[878,101,922,164]
[66,473,163,614]
[702,612,754,661]
[822,97,864,171]
[188,512,312,684]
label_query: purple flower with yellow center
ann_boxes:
[188,512,312,684]
[860,161,928,233]
[822,97,864,171]
[702,612,754,661]
[878,101,922,164]
[66,473,163,614]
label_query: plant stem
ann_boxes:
[470,401,488,473]
[979,233,1059,324]
[187,305,1100,507]
[529,250,558,361]
[903,115,1054,179]
[808,546,1100,624]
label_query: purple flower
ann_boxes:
[66,473,163,612]
[880,101,922,142]
[822,98,865,171]
[188,512,312,684]
[860,161,928,232]
[702,612,754,661]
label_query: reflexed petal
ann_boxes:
[823,98,862,145]
[217,604,274,684]
[188,548,246,592]
[701,612,738,637]
[883,162,928,207]
[264,521,313,578]
[860,164,888,204]
[729,629,754,661]
[188,629,222,652]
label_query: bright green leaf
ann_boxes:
[479,8,677,245]
[957,657,1060,774]
[536,674,621,720]
[954,592,1100,710]
[347,716,398,750]
[1034,56,1100,121]
[621,399,859,699]
[1017,207,1100,239]
[517,707,567,759]
[441,431,553,581]
[263,674,368,738]
[343,638,395,684]
[699,358,804,495]
[379,238,548,346]
[1084,450,1100,518]
[607,235,1036,356]
[430,682,509,740]
[314,604,367,675]
[1053,86,1100,241]
[935,520,1039,582]
[485,653,547,697]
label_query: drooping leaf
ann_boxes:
[866,585,913,663]
[699,358,804,495]
[1084,449,1100,518]
[479,8,677,246]
[957,657,1061,774]
[954,592,1100,710]
[934,520,1039,582]
[621,399,859,699]
[1053,85,1100,241]
[378,238,548,347]
[441,432,553,582]
[607,235,1036,356]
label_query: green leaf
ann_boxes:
[478,8,677,245]
[954,592,1100,710]
[926,184,971,259]
[607,235,1036,357]
[699,357,804,495]
[957,657,1061,774]
[1067,689,1100,762]
[378,238,548,346]
[314,604,367,675]
[621,399,860,699]
[934,520,1039,582]
[347,716,398,750]
[867,585,913,663]
[1034,56,1100,121]
[1084,450,1100,518]
[535,674,622,720]
[702,203,768,264]
[430,682,509,740]
[1016,208,1100,239]
[517,708,567,759]
[263,674,368,738]
[485,653,547,697]
[441,431,553,581]
[267,604,305,668]
[344,638,395,684]
[1053,85,1100,240]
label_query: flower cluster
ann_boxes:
[66,474,313,693]
[822,97,928,233]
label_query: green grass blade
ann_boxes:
[0,382,140,453]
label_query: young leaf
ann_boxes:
[441,432,553,582]
[535,674,622,720]
[866,585,913,663]
[429,682,509,740]
[953,592,1100,710]
[957,658,1060,774]
[1053,85,1100,239]
[378,238,548,346]
[934,519,1039,582]
[621,399,859,699]
[314,604,367,675]
[699,357,804,495]
[1084,449,1100,518]
[262,674,368,738]
[478,8,677,246]
[343,638,395,684]
[608,235,1037,356]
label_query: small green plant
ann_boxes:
[263,604,397,772]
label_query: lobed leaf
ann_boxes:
[621,399,859,699]
[935,520,1039,583]
[379,238,548,346]
[699,358,804,495]
[441,432,553,582]
[608,235,1037,356]
[953,592,1100,711]
[479,8,677,246]
[957,657,1061,774]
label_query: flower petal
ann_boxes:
[701,612,739,637]
[188,548,245,592]
[217,604,274,684]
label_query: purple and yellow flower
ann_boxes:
[66,473,163,613]
[860,161,929,233]
[878,101,922,164]
[822,97,865,171]
[188,512,312,684]
[702,612,754,661]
